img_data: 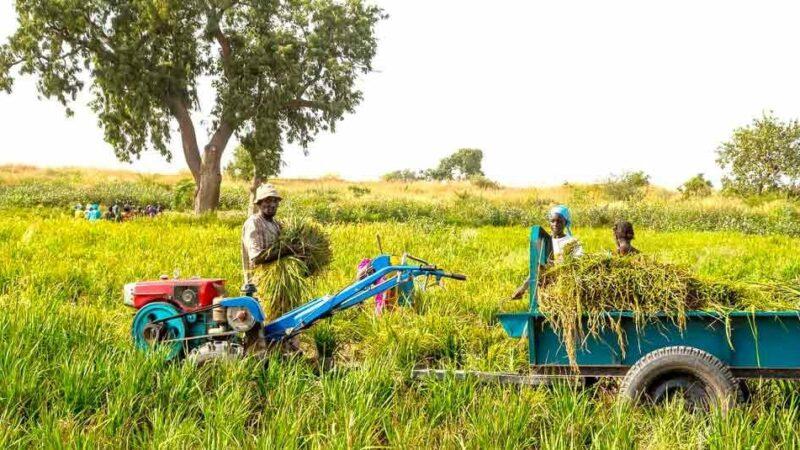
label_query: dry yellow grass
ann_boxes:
[0,164,763,209]
[0,164,192,185]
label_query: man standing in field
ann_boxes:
[241,184,283,285]
[241,184,304,353]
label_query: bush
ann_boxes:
[171,179,196,211]
[347,185,371,198]
[469,175,501,190]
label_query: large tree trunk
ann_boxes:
[193,121,234,214]
[169,96,235,214]
[194,144,223,214]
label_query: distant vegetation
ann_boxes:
[5,166,800,236]
[382,148,501,189]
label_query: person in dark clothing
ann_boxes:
[613,220,639,256]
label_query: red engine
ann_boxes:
[123,278,226,312]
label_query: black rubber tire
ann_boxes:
[619,346,738,412]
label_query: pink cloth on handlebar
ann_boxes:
[357,258,387,315]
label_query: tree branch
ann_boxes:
[206,1,236,77]
[209,119,235,155]
[166,96,202,181]
[213,29,233,77]
[285,99,325,110]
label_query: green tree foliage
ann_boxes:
[224,144,280,182]
[381,169,422,182]
[225,145,256,182]
[602,171,650,201]
[678,173,713,199]
[717,112,800,196]
[425,148,485,181]
[0,0,385,213]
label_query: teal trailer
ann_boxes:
[495,226,800,408]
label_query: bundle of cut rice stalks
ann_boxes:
[537,253,771,365]
[253,218,331,320]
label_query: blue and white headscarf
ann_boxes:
[549,204,573,236]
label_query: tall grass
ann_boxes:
[1,210,800,446]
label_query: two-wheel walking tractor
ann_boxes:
[124,254,466,365]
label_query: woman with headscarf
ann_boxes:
[511,205,583,299]
[546,204,583,261]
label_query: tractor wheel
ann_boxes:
[619,346,738,412]
[131,302,186,361]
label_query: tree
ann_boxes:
[678,173,713,198]
[0,0,385,213]
[425,148,484,181]
[225,143,283,212]
[225,145,256,182]
[601,171,650,201]
[717,112,800,196]
[225,142,279,188]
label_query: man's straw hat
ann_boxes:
[254,183,282,204]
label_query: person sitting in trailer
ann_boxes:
[511,204,583,299]
[613,220,639,256]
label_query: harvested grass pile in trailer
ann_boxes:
[536,253,800,365]
[253,218,331,320]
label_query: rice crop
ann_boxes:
[252,218,331,319]
[2,206,800,447]
[537,253,797,364]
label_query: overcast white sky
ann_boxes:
[2,1,800,188]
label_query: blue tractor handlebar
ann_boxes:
[259,256,466,341]
[129,254,465,361]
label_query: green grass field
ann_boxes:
[2,206,800,448]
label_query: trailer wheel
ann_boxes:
[619,346,738,412]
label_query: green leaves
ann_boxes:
[717,112,800,196]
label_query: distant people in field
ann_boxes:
[86,204,101,221]
[72,201,163,221]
